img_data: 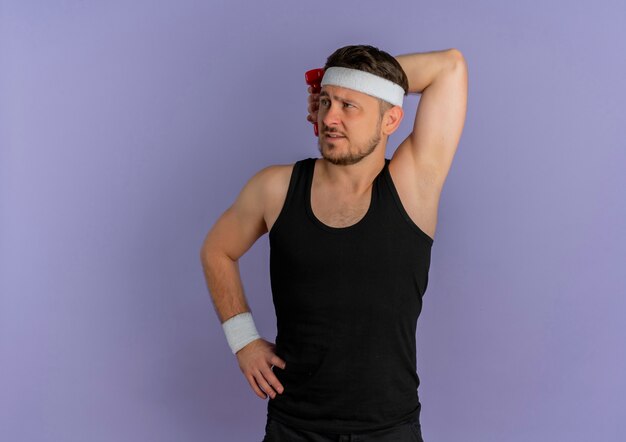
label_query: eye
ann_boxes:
[319,99,354,109]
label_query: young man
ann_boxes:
[200,44,468,441]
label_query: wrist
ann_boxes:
[222,311,261,354]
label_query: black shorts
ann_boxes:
[262,415,424,442]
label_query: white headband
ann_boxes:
[320,66,405,108]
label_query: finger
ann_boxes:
[254,370,278,399]
[261,366,285,394]
[271,356,286,369]
[245,372,268,400]
[307,86,312,93]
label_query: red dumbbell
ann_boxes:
[305,68,325,137]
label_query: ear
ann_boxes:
[382,106,404,136]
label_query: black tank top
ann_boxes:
[267,157,433,434]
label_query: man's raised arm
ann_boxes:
[393,49,468,184]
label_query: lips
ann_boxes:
[325,133,345,139]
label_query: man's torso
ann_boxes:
[264,156,434,433]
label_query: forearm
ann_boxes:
[394,48,462,94]
[201,252,251,324]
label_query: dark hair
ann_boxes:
[323,44,408,118]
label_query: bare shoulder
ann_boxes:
[257,162,296,233]
[202,163,293,259]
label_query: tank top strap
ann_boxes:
[268,158,314,237]
[368,157,391,213]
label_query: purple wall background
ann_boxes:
[1,1,624,441]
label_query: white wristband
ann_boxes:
[222,312,261,354]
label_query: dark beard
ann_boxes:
[317,119,382,166]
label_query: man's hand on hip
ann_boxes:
[236,338,287,400]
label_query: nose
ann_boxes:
[321,101,341,129]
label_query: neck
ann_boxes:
[318,147,386,193]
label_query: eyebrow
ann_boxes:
[319,90,360,105]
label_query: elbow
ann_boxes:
[200,246,210,265]
[200,230,219,263]
[448,48,464,59]
[448,49,466,68]
[200,239,217,264]
[200,243,232,266]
